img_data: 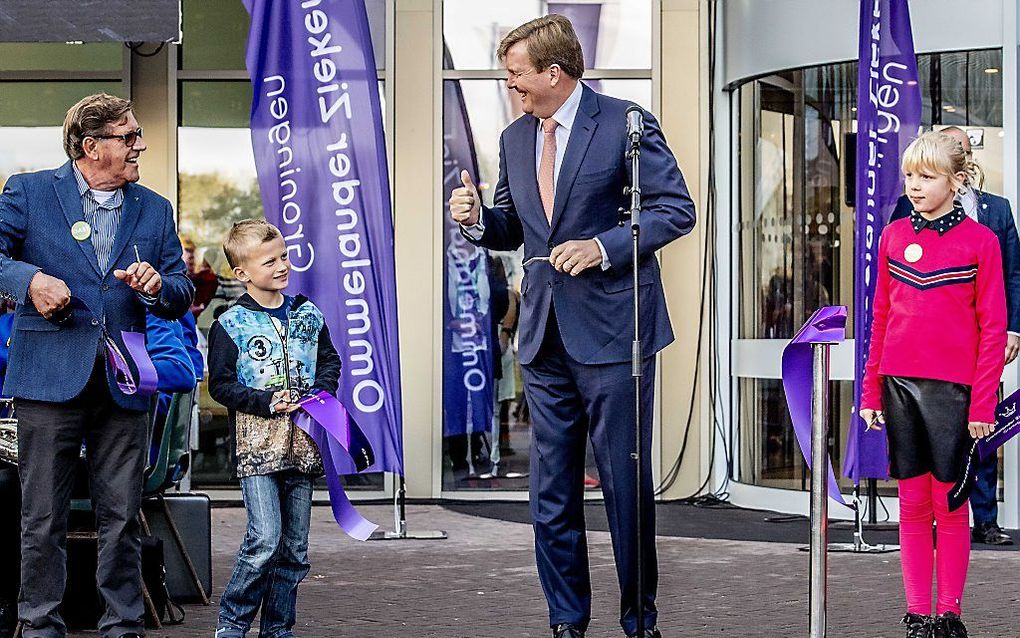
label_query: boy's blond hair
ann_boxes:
[223,218,282,269]
[901,131,969,193]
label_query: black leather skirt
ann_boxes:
[881,376,971,483]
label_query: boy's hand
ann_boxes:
[859,408,884,431]
[271,390,301,414]
[969,421,995,439]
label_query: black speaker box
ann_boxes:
[141,493,212,603]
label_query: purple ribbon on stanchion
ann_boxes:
[293,391,378,541]
[949,387,1020,511]
[106,331,158,397]
[781,306,851,507]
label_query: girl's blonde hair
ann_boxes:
[901,130,969,193]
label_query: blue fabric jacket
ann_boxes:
[146,313,198,394]
[146,312,198,429]
[0,313,12,397]
[177,310,204,381]
[893,191,1020,333]
[466,85,696,365]
[0,161,193,411]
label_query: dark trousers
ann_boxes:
[970,452,999,525]
[17,361,147,638]
[0,467,20,602]
[521,308,657,636]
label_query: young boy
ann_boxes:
[209,219,340,638]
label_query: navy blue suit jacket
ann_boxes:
[892,192,1020,333]
[466,85,696,366]
[0,161,194,411]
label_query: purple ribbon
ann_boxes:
[948,387,1020,511]
[62,297,158,397]
[293,391,378,541]
[781,306,851,507]
[105,331,158,397]
[979,387,1020,460]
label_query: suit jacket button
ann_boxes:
[547,242,554,250]
[102,284,109,291]
[90,319,99,326]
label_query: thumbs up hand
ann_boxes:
[449,169,481,226]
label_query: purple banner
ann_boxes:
[548,3,601,91]
[781,306,850,507]
[442,46,494,437]
[244,0,403,475]
[847,0,921,483]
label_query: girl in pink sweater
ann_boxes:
[860,131,1006,638]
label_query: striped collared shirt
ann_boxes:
[72,163,124,272]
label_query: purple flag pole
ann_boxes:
[243,0,404,479]
[781,306,851,507]
[846,0,921,484]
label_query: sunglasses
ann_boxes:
[92,127,144,147]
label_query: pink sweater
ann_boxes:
[861,215,1007,424]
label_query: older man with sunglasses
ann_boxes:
[0,93,193,638]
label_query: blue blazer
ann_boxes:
[467,85,696,365]
[892,192,1020,333]
[0,161,194,411]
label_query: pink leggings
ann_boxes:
[898,473,970,615]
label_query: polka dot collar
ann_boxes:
[910,205,967,236]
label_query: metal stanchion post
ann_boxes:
[368,476,447,541]
[809,342,830,638]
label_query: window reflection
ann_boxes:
[440,75,651,491]
[443,0,651,70]
[178,79,388,491]
[735,49,1004,493]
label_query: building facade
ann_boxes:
[1,0,1015,526]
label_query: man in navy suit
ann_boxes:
[449,15,695,638]
[0,93,193,637]
[891,125,1020,546]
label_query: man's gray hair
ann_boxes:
[62,93,133,160]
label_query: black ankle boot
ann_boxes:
[933,612,968,638]
[902,613,934,638]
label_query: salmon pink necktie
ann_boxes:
[538,117,559,224]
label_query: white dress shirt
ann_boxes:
[959,187,978,221]
[536,81,584,192]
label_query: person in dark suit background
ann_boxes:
[0,93,193,638]
[449,15,695,638]
[890,125,1020,546]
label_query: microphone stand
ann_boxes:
[625,113,646,638]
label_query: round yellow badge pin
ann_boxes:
[71,221,91,241]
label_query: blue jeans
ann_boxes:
[971,452,999,525]
[217,470,313,638]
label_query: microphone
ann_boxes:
[626,105,644,143]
